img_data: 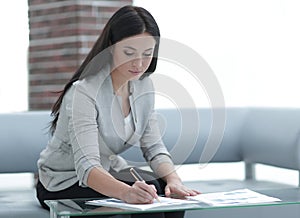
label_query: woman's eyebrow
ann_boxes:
[145,48,154,51]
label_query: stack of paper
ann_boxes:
[86,189,281,210]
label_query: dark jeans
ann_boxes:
[36,168,185,218]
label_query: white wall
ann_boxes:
[134,0,300,108]
[0,2,29,112]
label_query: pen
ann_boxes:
[130,167,161,203]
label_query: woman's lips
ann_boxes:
[129,70,142,75]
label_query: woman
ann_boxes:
[36,5,200,218]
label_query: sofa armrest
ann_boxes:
[0,111,51,173]
[240,108,300,171]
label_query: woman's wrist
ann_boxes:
[117,183,132,201]
[165,173,182,184]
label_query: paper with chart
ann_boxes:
[188,189,281,206]
[86,196,196,211]
[86,189,281,210]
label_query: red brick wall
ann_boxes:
[28,0,132,110]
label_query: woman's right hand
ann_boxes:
[122,181,159,204]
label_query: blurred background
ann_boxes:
[0,0,299,188]
[1,0,300,113]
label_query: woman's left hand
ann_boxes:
[164,178,201,198]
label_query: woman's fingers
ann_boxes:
[132,181,158,203]
[165,183,201,198]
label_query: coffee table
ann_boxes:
[45,188,300,218]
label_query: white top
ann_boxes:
[124,111,134,141]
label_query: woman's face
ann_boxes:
[111,32,156,81]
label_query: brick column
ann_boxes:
[28,0,132,110]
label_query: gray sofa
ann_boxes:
[0,108,300,218]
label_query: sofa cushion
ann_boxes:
[121,108,248,165]
[0,189,48,218]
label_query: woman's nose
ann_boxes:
[132,57,143,68]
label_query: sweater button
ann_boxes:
[109,155,116,160]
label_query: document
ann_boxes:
[86,196,195,211]
[187,189,281,206]
[86,189,281,211]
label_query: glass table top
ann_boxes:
[45,188,300,217]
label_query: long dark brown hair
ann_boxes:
[50,5,160,134]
